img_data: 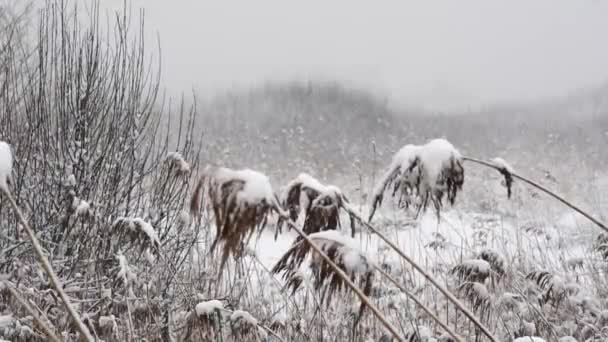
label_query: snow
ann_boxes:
[74,199,91,216]
[98,315,117,329]
[513,337,545,342]
[417,138,461,187]
[178,210,191,226]
[460,259,491,274]
[230,310,258,326]
[372,144,420,199]
[116,254,129,284]
[166,152,190,173]
[291,173,328,193]
[66,174,76,187]
[0,314,14,328]
[0,141,12,191]
[214,167,276,205]
[132,218,161,249]
[308,230,375,273]
[195,300,224,316]
[491,157,515,173]
[372,138,461,202]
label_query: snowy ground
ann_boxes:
[250,202,599,288]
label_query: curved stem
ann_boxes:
[375,267,464,342]
[1,188,94,341]
[344,206,499,342]
[285,220,406,342]
[462,156,608,234]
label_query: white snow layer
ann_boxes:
[0,141,12,191]
[418,138,461,186]
[195,300,224,316]
[513,337,545,342]
[214,167,276,205]
[491,157,515,173]
[230,310,258,326]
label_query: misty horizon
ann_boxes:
[99,0,608,112]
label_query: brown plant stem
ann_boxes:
[1,187,94,341]
[462,156,608,234]
[285,220,405,342]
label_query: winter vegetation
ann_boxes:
[0,1,608,342]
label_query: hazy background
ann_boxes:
[95,0,608,212]
[103,0,608,112]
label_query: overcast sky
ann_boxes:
[104,0,608,111]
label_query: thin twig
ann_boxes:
[462,156,608,234]
[346,206,499,342]
[1,188,94,341]
[285,220,406,342]
[7,286,62,342]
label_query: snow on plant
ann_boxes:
[165,151,191,174]
[98,314,118,339]
[525,271,567,306]
[189,166,286,271]
[72,197,92,218]
[272,230,375,324]
[491,157,515,198]
[0,142,12,191]
[451,259,492,283]
[230,310,267,341]
[457,282,491,313]
[276,173,356,239]
[370,138,464,220]
[112,217,161,255]
[195,300,224,316]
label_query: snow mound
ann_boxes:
[195,300,224,316]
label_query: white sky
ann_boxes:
[102,0,608,111]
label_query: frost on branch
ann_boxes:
[189,166,285,271]
[272,230,375,325]
[0,141,13,191]
[370,138,464,221]
[276,173,356,239]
